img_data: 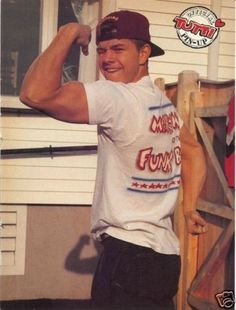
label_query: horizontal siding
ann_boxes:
[219,55,235,68]
[2,117,97,149]
[149,59,207,82]
[221,0,235,6]
[151,50,208,64]
[2,155,97,168]
[221,5,235,19]
[219,43,235,56]
[117,0,210,13]
[1,191,94,205]
[2,133,97,149]
[1,161,96,204]
[218,67,235,80]
[1,115,97,205]
[2,179,95,194]
[2,165,96,181]
[220,31,235,45]
[218,0,235,80]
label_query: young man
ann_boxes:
[20,10,208,309]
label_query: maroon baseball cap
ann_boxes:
[96,10,165,57]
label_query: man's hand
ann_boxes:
[184,210,208,235]
[58,23,92,55]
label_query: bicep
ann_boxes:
[36,81,89,124]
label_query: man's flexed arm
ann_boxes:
[20,23,91,123]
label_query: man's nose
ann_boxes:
[102,49,116,61]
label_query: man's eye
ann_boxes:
[97,48,106,54]
[114,48,124,52]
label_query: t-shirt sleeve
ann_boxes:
[84,80,119,128]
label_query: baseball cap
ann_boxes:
[96,10,165,57]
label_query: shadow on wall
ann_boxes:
[64,234,102,274]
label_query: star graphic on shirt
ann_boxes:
[148,183,156,189]
[132,182,139,188]
[140,183,148,189]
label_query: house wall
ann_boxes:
[217,0,235,80]
[0,206,101,301]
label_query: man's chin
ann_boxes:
[104,75,127,83]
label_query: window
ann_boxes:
[58,0,81,82]
[1,0,41,96]
[1,0,99,107]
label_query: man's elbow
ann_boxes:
[19,87,45,109]
[19,90,31,106]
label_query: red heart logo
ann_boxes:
[215,19,225,27]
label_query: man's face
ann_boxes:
[97,39,145,83]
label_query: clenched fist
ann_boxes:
[184,210,208,235]
[58,23,92,55]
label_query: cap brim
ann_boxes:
[149,42,165,57]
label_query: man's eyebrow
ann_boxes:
[110,44,126,48]
[97,43,126,49]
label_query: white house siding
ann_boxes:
[218,0,235,80]
[116,0,235,82]
[1,115,97,205]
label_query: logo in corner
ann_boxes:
[173,6,225,49]
[215,290,235,309]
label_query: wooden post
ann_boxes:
[189,91,205,136]
[154,78,166,93]
[175,71,200,310]
[177,71,200,127]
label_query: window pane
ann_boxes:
[1,0,41,96]
[58,0,82,82]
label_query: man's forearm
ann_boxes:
[181,148,206,214]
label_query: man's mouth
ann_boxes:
[103,66,120,73]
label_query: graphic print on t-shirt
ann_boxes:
[127,102,182,194]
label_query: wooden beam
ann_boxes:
[177,71,200,127]
[199,78,235,87]
[189,221,234,294]
[176,71,200,310]
[197,199,235,221]
[194,117,234,208]
[194,105,228,118]
[188,294,221,310]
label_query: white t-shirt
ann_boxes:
[84,76,183,255]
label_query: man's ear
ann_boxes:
[139,44,151,65]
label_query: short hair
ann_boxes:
[132,39,150,52]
